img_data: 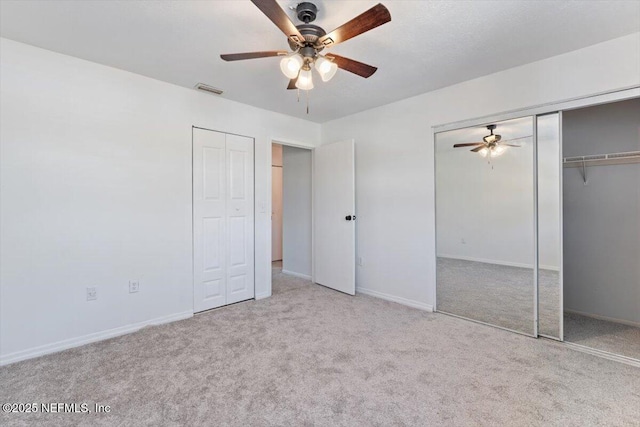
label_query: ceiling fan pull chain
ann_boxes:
[306,89,309,115]
[297,88,300,103]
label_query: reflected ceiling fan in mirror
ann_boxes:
[220,0,391,111]
[453,125,530,158]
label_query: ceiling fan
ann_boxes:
[220,0,391,92]
[453,125,530,158]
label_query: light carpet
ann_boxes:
[1,273,639,426]
[564,312,640,360]
[437,257,561,336]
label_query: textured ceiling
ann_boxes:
[1,1,639,123]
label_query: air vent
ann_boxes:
[195,83,223,95]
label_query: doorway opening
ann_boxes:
[271,143,313,295]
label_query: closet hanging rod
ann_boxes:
[563,150,640,168]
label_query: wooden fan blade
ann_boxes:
[471,146,486,152]
[287,77,298,90]
[453,143,484,148]
[325,54,377,78]
[251,0,305,46]
[220,51,288,61]
[316,3,391,48]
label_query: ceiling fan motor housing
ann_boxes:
[300,45,317,60]
[288,24,326,50]
[287,2,327,51]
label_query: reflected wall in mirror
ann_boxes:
[537,113,562,339]
[436,117,536,336]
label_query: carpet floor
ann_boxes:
[1,272,639,426]
[437,257,561,337]
[436,258,640,359]
[565,312,640,360]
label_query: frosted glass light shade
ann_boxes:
[492,145,506,157]
[478,147,489,157]
[315,56,338,82]
[280,54,303,79]
[295,68,314,90]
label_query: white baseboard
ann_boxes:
[281,269,312,281]
[356,287,433,312]
[438,254,559,272]
[563,341,640,367]
[564,308,640,328]
[0,310,194,367]
[255,292,271,300]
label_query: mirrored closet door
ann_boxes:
[536,113,562,340]
[435,116,538,336]
[435,95,638,362]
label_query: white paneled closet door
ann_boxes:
[225,134,255,305]
[193,128,254,313]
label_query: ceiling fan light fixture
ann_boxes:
[315,55,338,82]
[492,145,506,157]
[280,53,303,79]
[220,0,391,112]
[296,68,314,90]
[479,147,489,158]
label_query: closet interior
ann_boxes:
[562,99,640,359]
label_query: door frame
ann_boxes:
[269,138,316,296]
[191,126,256,312]
[431,86,640,338]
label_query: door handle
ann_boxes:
[345,215,356,221]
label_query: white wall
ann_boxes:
[563,98,640,324]
[321,33,640,309]
[0,38,321,364]
[282,146,312,278]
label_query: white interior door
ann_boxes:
[193,129,254,312]
[271,166,283,261]
[194,129,227,311]
[313,139,356,295]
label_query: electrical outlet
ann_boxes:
[357,256,363,266]
[87,287,97,301]
[129,280,140,293]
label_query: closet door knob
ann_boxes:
[345,215,352,221]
